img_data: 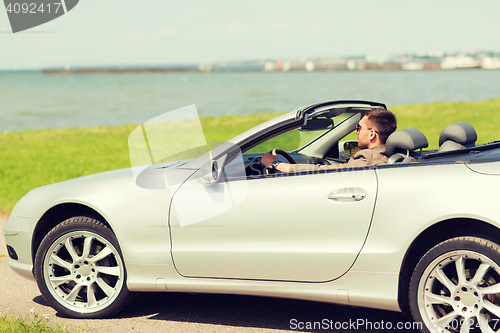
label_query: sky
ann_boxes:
[1,0,500,70]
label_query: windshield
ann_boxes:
[246,128,325,153]
[245,112,357,154]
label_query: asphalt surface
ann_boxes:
[1,215,420,333]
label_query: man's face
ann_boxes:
[356,116,373,149]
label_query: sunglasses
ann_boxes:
[356,123,379,133]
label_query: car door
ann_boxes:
[169,166,378,282]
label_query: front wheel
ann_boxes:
[410,237,500,333]
[34,216,130,318]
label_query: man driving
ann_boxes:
[260,108,397,172]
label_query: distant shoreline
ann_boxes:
[2,65,497,74]
[43,66,200,74]
[42,63,452,74]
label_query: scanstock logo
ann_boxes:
[4,0,79,33]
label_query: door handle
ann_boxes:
[328,188,367,202]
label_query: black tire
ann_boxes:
[34,216,131,319]
[409,237,500,333]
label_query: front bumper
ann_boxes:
[3,212,37,281]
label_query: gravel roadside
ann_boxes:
[1,215,419,333]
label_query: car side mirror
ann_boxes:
[199,154,227,185]
[339,140,360,159]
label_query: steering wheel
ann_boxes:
[263,149,296,175]
[273,149,297,164]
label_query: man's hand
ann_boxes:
[260,152,277,168]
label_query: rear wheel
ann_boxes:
[410,237,500,333]
[34,216,130,318]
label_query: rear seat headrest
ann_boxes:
[385,128,429,157]
[438,122,477,147]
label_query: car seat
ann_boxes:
[385,128,429,164]
[437,122,477,152]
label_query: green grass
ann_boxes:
[392,99,500,149]
[0,125,137,215]
[1,99,499,214]
[0,315,73,333]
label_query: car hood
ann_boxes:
[12,160,197,219]
[65,160,189,183]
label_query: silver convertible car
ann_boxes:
[4,100,500,333]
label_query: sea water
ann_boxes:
[0,69,499,132]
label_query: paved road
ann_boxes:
[1,216,420,333]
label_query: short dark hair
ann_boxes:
[363,108,397,143]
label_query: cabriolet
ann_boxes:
[4,100,500,333]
